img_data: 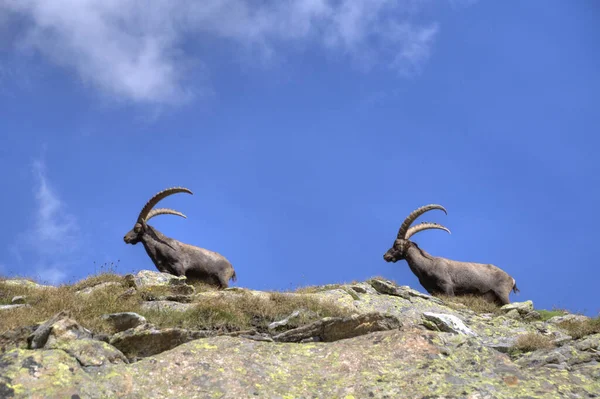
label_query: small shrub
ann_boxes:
[513,333,554,352]
[187,280,219,293]
[0,281,141,334]
[436,294,501,314]
[558,317,600,340]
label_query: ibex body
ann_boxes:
[124,187,236,289]
[383,205,518,305]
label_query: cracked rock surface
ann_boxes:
[0,272,599,398]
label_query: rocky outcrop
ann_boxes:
[0,272,599,398]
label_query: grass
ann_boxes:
[0,280,140,333]
[139,291,352,333]
[294,284,346,294]
[536,309,568,322]
[557,317,600,340]
[69,273,125,293]
[1,273,352,335]
[513,333,555,353]
[436,294,502,314]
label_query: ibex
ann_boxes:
[123,187,237,288]
[383,204,518,305]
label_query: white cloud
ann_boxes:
[0,0,453,104]
[35,265,69,285]
[11,160,81,285]
[31,160,80,256]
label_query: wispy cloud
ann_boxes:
[36,265,69,286]
[31,160,80,255]
[11,159,81,284]
[0,0,456,104]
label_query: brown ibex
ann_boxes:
[383,204,518,305]
[123,187,237,288]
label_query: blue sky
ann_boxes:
[1,1,598,315]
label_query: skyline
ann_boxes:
[1,1,598,315]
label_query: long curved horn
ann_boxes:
[397,204,447,239]
[146,208,187,222]
[405,222,451,240]
[137,187,193,222]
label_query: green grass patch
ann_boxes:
[536,309,568,322]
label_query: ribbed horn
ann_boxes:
[397,204,447,239]
[405,222,451,240]
[137,187,193,222]
[146,208,187,222]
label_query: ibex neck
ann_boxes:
[404,244,436,277]
[140,225,177,270]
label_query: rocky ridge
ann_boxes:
[0,271,599,398]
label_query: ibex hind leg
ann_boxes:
[216,274,230,290]
[492,290,510,306]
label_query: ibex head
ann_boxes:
[383,204,450,262]
[123,187,193,245]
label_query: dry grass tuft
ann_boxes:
[294,284,345,294]
[140,291,352,333]
[0,280,140,334]
[436,294,501,314]
[513,333,555,352]
[187,280,220,293]
[558,317,600,340]
[1,274,353,335]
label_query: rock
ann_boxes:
[140,300,195,312]
[76,281,122,295]
[516,334,600,371]
[349,285,367,294]
[273,313,402,343]
[27,311,92,349]
[27,311,67,349]
[239,333,274,342]
[368,278,410,299]
[48,338,129,367]
[267,309,319,332]
[0,279,55,289]
[117,287,137,300]
[523,310,542,321]
[268,310,302,331]
[501,300,534,315]
[0,304,30,311]
[368,278,445,305]
[504,309,521,319]
[109,324,214,360]
[547,314,591,324]
[125,270,188,289]
[2,276,600,398]
[573,333,600,352]
[0,325,39,352]
[422,312,477,336]
[102,312,147,332]
[2,328,599,398]
[11,296,26,304]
